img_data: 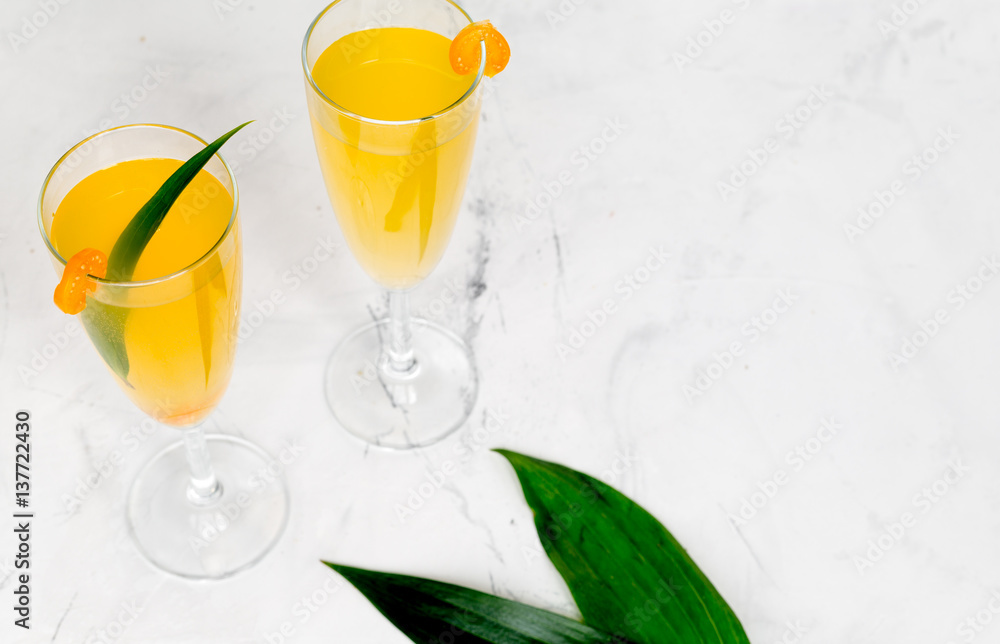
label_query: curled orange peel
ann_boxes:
[450,20,510,78]
[54,248,107,314]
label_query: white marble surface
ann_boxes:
[2,0,1000,641]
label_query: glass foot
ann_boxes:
[325,318,478,449]
[127,435,289,580]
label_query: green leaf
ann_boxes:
[193,253,227,386]
[323,562,634,644]
[80,299,130,387]
[495,450,750,644]
[84,122,250,382]
[106,122,251,282]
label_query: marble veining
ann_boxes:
[2,0,1000,642]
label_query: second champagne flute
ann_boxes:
[303,0,487,448]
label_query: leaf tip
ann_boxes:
[494,449,546,475]
[322,561,366,583]
[494,448,530,462]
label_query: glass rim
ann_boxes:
[37,122,240,289]
[301,0,487,127]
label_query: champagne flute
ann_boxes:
[39,124,289,579]
[303,0,487,448]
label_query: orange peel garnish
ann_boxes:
[450,20,510,78]
[54,248,107,314]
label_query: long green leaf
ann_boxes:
[324,563,634,644]
[84,122,250,382]
[81,301,130,386]
[106,122,250,281]
[495,450,750,644]
[193,252,227,386]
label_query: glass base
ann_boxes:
[127,435,289,580]
[325,318,478,449]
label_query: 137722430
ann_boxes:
[15,410,30,509]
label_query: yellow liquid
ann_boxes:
[309,27,479,288]
[50,158,240,426]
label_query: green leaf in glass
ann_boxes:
[82,122,250,383]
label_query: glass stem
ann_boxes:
[383,289,418,378]
[184,426,222,505]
